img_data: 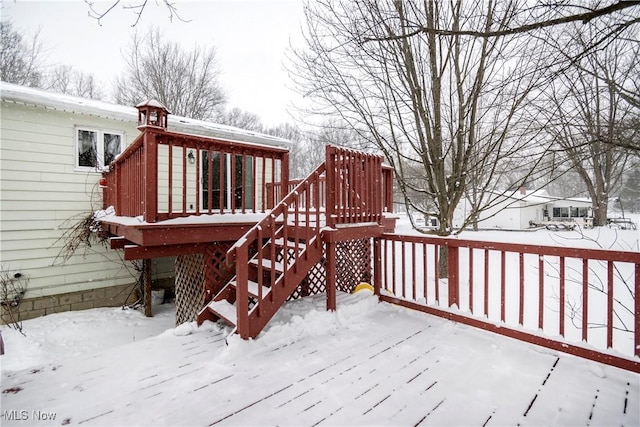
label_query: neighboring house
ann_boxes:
[0,82,290,322]
[454,187,593,230]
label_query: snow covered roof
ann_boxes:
[487,188,591,206]
[0,82,292,148]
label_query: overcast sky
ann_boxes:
[2,0,306,126]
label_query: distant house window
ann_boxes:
[76,128,123,171]
[552,207,569,218]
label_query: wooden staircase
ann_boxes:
[196,163,327,338]
[196,146,390,339]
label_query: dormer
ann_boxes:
[136,99,170,130]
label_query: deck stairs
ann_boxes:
[196,146,387,339]
[196,164,327,339]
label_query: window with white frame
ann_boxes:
[76,127,124,171]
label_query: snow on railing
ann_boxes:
[374,234,640,373]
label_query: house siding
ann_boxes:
[1,84,290,322]
[0,101,168,317]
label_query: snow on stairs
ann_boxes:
[197,163,328,339]
[196,228,324,338]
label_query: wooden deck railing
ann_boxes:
[326,146,385,227]
[102,128,289,222]
[265,147,394,217]
[265,177,327,211]
[228,162,327,338]
[374,234,640,373]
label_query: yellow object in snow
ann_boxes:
[353,283,374,293]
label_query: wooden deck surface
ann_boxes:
[2,292,638,426]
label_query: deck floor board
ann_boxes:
[2,292,638,426]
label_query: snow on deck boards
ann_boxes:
[1,292,638,426]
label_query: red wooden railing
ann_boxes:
[374,234,640,372]
[102,128,289,223]
[266,177,327,211]
[227,162,327,338]
[265,147,394,215]
[325,146,385,227]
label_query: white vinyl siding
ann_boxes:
[0,101,143,298]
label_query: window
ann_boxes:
[76,128,123,171]
[552,207,569,218]
[201,152,254,210]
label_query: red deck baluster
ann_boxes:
[207,149,213,214]
[560,256,566,337]
[501,251,506,322]
[181,145,187,216]
[195,148,201,215]
[219,152,225,214]
[434,246,439,303]
[391,239,397,296]
[423,242,428,303]
[448,246,459,308]
[484,248,489,317]
[539,255,544,330]
[469,248,474,314]
[634,263,640,357]
[519,252,525,325]
[582,258,589,342]
[607,260,614,348]
[412,242,417,300]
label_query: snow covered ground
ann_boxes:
[1,214,638,425]
[1,292,639,426]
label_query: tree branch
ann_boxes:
[363,1,640,42]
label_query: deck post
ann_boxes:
[325,230,337,311]
[235,247,250,339]
[143,131,158,223]
[143,259,152,317]
[325,146,336,228]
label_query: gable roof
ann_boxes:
[0,82,291,148]
[487,188,591,206]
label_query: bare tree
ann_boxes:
[540,23,639,226]
[0,21,44,87]
[45,65,104,99]
[292,0,551,237]
[113,27,226,120]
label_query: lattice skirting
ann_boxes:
[203,242,235,300]
[175,254,205,325]
[175,243,236,325]
[336,239,372,293]
[176,239,373,322]
[288,238,372,300]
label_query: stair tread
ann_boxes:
[273,238,305,249]
[206,299,237,325]
[230,280,271,298]
[249,258,286,272]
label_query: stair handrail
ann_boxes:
[227,162,327,338]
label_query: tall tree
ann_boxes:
[0,21,43,87]
[541,22,639,226]
[113,27,226,120]
[292,0,550,236]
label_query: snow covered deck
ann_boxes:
[2,292,638,426]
